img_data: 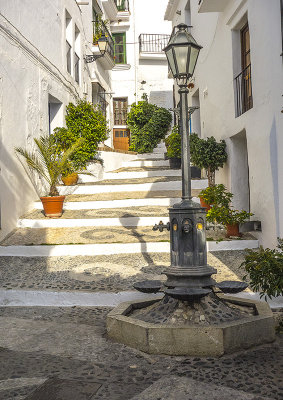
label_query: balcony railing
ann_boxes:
[114,0,129,12]
[93,20,114,61]
[139,34,170,53]
[234,64,253,117]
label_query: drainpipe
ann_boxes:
[133,0,138,104]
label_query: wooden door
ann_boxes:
[113,129,130,151]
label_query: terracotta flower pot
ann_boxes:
[40,195,65,218]
[62,173,78,186]
[199,197,211,212]
[226,223,241,238]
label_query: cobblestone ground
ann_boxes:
[0,307,282,400]
[0,251,251,292]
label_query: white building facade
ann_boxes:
[165,0,283,248]
[110,0,174,150]
[0,0,115,241]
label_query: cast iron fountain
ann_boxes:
[106,24,275,356]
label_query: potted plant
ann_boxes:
[165,125,181,169]
[198,184,233,211]
[240,238,283,300]
[15,135,82,217]
[52,101,109,175]
[61,161,79,186]
[207,205,253,237]
[190,133,227,187]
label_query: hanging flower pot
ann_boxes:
[40,196,65,218]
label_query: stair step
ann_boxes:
[103,169,181,180]
[134,153,165,160]
[122,160,170,168]
[33,197,187,210]
[64,190,190,201]
[59,179,207,195]
[0,239,259,257]
[2,226,170,246]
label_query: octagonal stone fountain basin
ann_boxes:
[106,295,275,357]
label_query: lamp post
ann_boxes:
[85,35,108,63]
[162,24,216,289]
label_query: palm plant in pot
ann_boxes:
[165,125,181,169]
[15,135,83,217]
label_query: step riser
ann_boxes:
[59,180,208,195]
[134,153,165,160]
[103,170,182,180]
[79,170,182,183]
[17,216,170,228]
[34,197,191,210]
[0,240,259,257]
[122,160,170,168]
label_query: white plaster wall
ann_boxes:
[111,0,173,123]
[0,0,91,241]
[165,0,283,247]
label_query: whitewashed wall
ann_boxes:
[111,0,174,145]
[0,0,105,241]
[165,0,283,247]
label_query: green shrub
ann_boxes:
[52,100,108,170]
[198,184,233,208]
[190,133,227,186]
[165,125,181,158]
[241,238,283,299]
[207,205,253,225]
[127,97,172,153]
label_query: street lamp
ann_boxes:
[161,24,216,290]
[85,35,108,63]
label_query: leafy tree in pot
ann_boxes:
[190,133,227,187]
[165,125,181,158]
[52,100,109,171]
[127,94,172,153]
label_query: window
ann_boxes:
[113,98,128,125]
[113,33,126,64]
[66,41,72,74]
[48,95,63,135]
[234,23,253,117]
[74,26,80,84]
[92,82,107,116]
[66,11,72,74]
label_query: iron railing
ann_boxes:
[139,34,170,53]
[234,64,253,117]
[115,0,129,12]
[93,20,115,61]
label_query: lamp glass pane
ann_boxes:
[188,46,200,75]
[98,39,107,53]
[174,45,189,75]
[166,47,177,76]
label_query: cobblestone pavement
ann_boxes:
[0,307,282,400]
[0,251,251,292]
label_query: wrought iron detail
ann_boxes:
[139,34,170,53]
[153,221,170,232]
[234,64,253,117]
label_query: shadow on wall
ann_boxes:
[269,117,280,239]
[0,141,37,242]
[149,90,172,109]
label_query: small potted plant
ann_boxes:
[240,238,283,300]
[61,161,79,186]
[198,184,233,211]
[165,125,181,169]
[207,205,253,237]
[15,135,83,217]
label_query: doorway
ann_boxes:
[113,129,130,151]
